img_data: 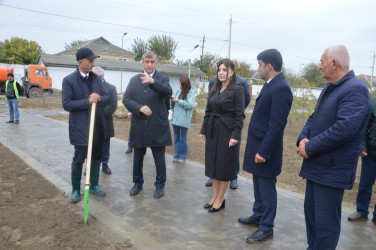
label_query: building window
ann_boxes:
[119,58,127,62]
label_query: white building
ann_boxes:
[36,54,205,95]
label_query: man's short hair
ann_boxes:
[142,51,158,62]
[326,45,350,70]
[7,73,14,77]
[257,49,283,72]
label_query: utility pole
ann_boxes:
[200,35,206,69]
[228,15,232,59]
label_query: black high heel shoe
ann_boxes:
[203,203,213,209]
[208,199,225,213]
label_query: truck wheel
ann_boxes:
[28,87,42,98]
[0,85,5,95]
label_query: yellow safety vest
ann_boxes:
[5,80,19,99]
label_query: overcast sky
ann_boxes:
[1,0,375,76]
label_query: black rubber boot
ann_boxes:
[71,164,82,203]
[90,160,106,196]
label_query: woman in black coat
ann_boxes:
[199,59,245,212]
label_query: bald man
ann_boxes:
[296,45,371,249]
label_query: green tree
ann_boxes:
[301,62,327,87]
[1,37,44,64]
[233,59,253,78]
[192,52,219,78]
[147,35,177,63]
[64,39,88,50]
[130,37,147,62]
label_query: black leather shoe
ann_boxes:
[125,147,133,154]
[130,184,142,196]
[205,178,212,187]
[102,163,112,175]
[154,188,164,199]
[246,229,273,244]
[238,216,260,226]
[6,120,14,123]
[203,203,213,209]
[208,199,225,213]
[230,179,238,189]
[14,120,19,124]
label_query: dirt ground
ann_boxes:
[0,143,132,249]
[1,95,375,248]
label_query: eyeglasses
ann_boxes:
[144,60,156,64]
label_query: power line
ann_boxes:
[0,3,225,42]
[0,18,122,42]
[0,3,371,70]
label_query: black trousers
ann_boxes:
[72,126,104,165]
[133,147,166,189]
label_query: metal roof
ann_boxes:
[55,37,135,56]
[37,54,205,76]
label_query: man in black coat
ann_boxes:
[239,49,293,243]
[62,48,109,203]
[93,67,118,175]
[123,51,172,199]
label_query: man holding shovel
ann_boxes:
[62,47,109,203]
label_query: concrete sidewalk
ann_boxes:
[0,103,375,249]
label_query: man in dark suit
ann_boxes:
[123,51,172,199]
[239,49,292,243]
[92,67,117,175]
[62,47,109,203]
[205,75,251,189]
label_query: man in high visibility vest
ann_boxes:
[5,73,22,124]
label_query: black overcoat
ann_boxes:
[103,80,117,138]
[123,70,172,148]
[200,83,245,181]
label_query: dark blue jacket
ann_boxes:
[297,71,371,190]
[243,72,292,177]
[62,69,109,146]
[209,76,251,108]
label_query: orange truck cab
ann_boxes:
[0,65,53,98]
[23,64,53,97]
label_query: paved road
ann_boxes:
[0,103,375,249]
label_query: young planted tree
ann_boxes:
[1,37,44,64]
